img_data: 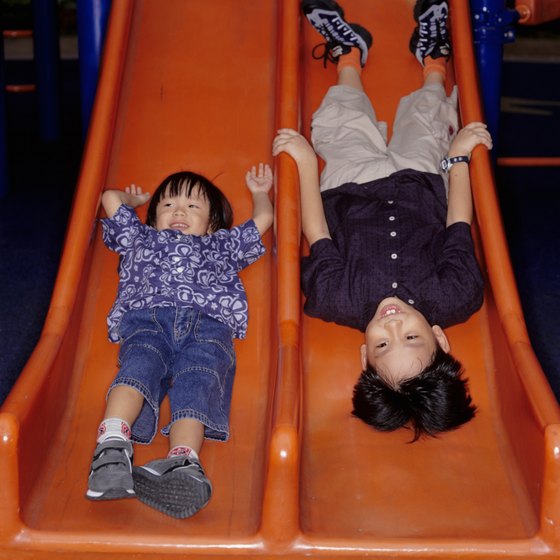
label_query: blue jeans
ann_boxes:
[110,307,236,443]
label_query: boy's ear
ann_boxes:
[432,325,450,353]
[360,343,368,370]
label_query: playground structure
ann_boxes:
[1,0,560,558]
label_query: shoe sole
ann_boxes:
[86,487,135,501]
[413,0,449,22]
[132,466,211,519]
[409,2,450,63]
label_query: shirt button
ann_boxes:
[389,216,395,221]
[408,299,415,305]
[390,231,397,237]
[391,253,398,260]
[388,200,394,204]
[176,266,185,273]
[392,282,398,289]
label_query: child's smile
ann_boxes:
[378,302,403,318]
[362,297,450,386]
[155,188,211,236]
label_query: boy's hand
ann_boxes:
[272,128,317,165]
[245,163,273,194]
[123,184,151,208]
[449,122,493,158]
[445,123,492,227]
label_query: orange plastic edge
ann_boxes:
[0,0,135,544]
[452,0,560,547]
[260,0,302,550]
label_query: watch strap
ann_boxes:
[441,155,470,172]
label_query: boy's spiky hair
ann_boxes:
[352,346,476,441]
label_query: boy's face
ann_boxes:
[155,185,211,235]
[361,297,450,387]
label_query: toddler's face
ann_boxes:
[361,297,450,387]
[155,185,211,236]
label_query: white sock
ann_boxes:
[168,446,199,461]
[97,417,131,444]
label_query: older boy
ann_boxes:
[273,0,492,439]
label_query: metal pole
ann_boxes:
[0,36,8,197]
[32,0,61,141]
[76,0,111,136]
[470,0,519,145]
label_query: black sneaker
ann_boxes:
[133,456,212,519]
[409,0,451,65]
[302,0,372,67]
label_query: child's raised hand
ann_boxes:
[272,128,317,165]
[245,163,273,194]
[246,163,274,235]
[449,122,493,159]
[101,184,150,218]
[124,183,151,208]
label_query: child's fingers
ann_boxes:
[272,134,291,147]
[454,122,493,154]
[276,128,300,135]
[463,121,486,129]
[472,128,493,147]
[272,136,297,155]
[273,129,304,149]
[124,184,151,201]
[465,123,493,142]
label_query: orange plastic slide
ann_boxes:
[1,1,559,558]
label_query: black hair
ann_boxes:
[146,171,233,233]
[351,346,476,441]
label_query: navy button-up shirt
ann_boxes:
[301,169,484,331]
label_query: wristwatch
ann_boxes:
[441,155,470,172]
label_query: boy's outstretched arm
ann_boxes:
[446,122,493,227]
[101,184,151,218]
[272,129,331,245]
[245,163,274,236]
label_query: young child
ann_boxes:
[273,0,492,439]
[86,164,273,518]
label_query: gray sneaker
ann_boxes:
[132,456,212,519]
[86,439,135,500]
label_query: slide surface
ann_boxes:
[1,1,560,558]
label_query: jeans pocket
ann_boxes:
[117,308,164,343]
[194,314,236,367]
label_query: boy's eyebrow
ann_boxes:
[375,339,426,357]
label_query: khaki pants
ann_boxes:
[311,83,458,193]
